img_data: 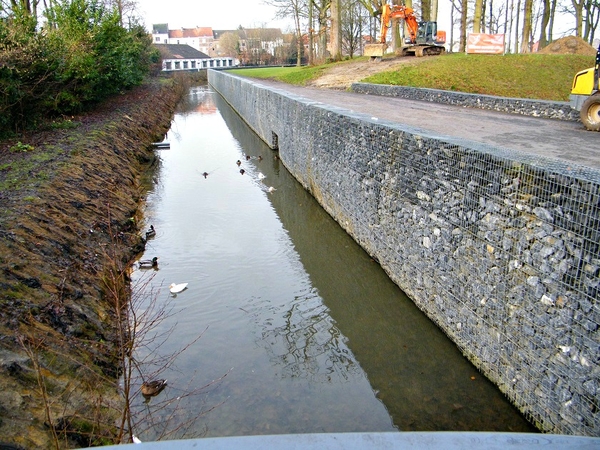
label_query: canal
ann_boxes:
[129,85,536,441]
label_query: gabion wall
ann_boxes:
[209,71,600,436]
[351,83,579,122]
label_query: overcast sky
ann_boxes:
[138,0,294,31]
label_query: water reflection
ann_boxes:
[247,289,361,383]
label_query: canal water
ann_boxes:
[130,86,536,441]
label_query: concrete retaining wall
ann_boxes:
[208,70,600,436]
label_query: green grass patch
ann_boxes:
[362,53,595,101]
[227,65,327,85]
[49,118,79,130]
[10,142,35,153]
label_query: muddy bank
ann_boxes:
[0,75,190,448]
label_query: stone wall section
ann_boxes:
[208,70,600,436]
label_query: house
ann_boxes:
[154,44,237,71]
[152,24,215,55]
[212,27,286,65]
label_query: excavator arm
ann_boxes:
[378,4,419,45]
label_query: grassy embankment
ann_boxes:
[228,53,596,101]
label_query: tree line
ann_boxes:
[266,0,599,64]
[0,0,158,137]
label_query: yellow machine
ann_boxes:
[570,43,600,131]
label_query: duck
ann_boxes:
[139,257,158,269]
[239,169,245,175]
[245,154,251,161]
[141,379,167,397]
[145,225,156,239]
[169,282,188,294]
[258,172,266,181]
[236,160,242,166]
[257,155,263,161]
[202,171,209,178]
[268,186,276,193]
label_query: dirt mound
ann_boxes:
[540,36,597,55]
[306,56,415,90]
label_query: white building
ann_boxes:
[155,44,237,71]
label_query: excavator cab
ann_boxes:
[416,21,446,45]
[417,21,437,45]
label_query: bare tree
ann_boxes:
[265,0,307,66]
[473,0,484,32]
[572,0,585,36]
[538,0,551,49]
[217,31,241,58]
[312,0,331,63]
[341,0,368,57]
[460,0,467,52]
[330,0,342,60]
[422,0,431,20]
[583,0,599,43]
[520,0,533,52]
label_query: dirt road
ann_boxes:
[305,56,415,90]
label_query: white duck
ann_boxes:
[268,186,276,193]
[169,283,188,294]
[258,172,266,181]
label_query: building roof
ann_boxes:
[155,44,210,60]
[152,23,168,34]
[169,27,214,39]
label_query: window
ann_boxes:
[155,37,160,42]
[183,61,188,69]
[175,61,181,69]
[191,61,196,68]
[165,61,172,70]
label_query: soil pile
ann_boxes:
[0,76,186,448]
[306,56,415,90]
[540,36,597,55]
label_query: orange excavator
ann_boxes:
[364,3,446,60]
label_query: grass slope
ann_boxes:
[229,53,596,101]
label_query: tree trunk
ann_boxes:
[330,0,342,61]
[459,0,467,52]
[538,0,550,50]
[473,0,484,33]
[514,0,521,53]
[309,0,314,65]
[421,0,431,21]
[571,0,584,37]
[548,0,557,42]
[520,0,532,53]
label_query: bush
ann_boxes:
[0,1,157,138]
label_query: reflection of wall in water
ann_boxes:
[245,291,361,383]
